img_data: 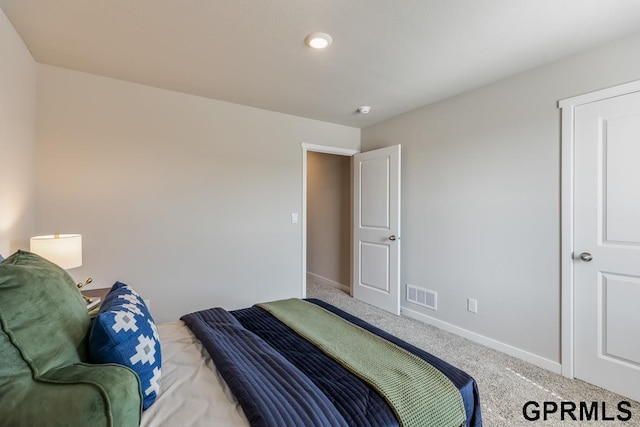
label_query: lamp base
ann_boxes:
[77,277,94,303]
[76,277,93,289]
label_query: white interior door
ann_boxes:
[574,90,640,401]
[352,145,401,315]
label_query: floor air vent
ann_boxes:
[406,284,437,310]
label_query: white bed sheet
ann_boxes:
[140,321,249,427]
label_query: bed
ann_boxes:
[0,250,482,427]
[142,299,482,427]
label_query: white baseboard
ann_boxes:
[307,272,350,294]
[401,306,562,374]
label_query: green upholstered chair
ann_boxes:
[0,251,142,426]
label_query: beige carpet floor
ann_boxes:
[306,277,640,426]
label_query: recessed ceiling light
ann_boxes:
[305,32,333,49]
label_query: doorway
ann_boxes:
[306,151,352,293]
[301,143,358,298]
[560,80,640,401]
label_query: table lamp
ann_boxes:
[30,234,93,301]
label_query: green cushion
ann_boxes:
[0,251,142,426]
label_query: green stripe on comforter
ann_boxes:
[257,299,466,427]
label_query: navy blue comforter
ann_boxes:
[181,299,482,427]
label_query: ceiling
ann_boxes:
[2,1,640,128]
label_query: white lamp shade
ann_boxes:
[30,234,82,269]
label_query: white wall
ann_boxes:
[307,152,351,287]
[0,8,36,256]
[361,31,640,367]
[36,65,360,322]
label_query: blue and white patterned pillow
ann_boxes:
[88,281,162,409]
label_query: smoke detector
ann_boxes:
[357,106,371,114]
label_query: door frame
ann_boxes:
[559,79,640,379]
[301,143,360,298]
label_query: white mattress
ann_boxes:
[140,321,249,427]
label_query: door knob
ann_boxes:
[389,235,397,241]
[579,252,593,262]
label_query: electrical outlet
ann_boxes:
[467,298,478,313]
